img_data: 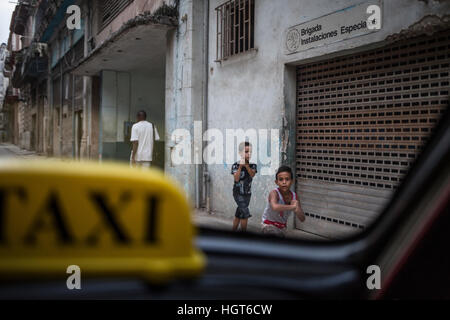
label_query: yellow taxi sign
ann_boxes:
[0,159,205,283]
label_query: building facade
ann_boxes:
[0,43,9,142]
[4,0,450,239]
[204,0,450,238]
[3,29,23,147]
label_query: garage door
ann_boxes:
[295,30,450,239]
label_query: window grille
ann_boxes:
[215,0,255,61]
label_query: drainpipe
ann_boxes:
[195,148,200,208]
[202,0,210,213]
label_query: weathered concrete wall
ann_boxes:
[165,0,206,206]
[205,0,450,228]
[59,74,73,158]
[61,103,73,157]
[0,46,8,142]
[100,70,128,161]
[131,72,166,169]
[18,100,30,150]
[131,72,165,139]
[94,0,176,47]
[52,107,60,156]
[100,70,165,164]
[90,76,101,160]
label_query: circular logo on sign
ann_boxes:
[286,29,300,53]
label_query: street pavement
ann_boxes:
[194,209,328,241]
[0,143,18,157]
[0,143,45,159]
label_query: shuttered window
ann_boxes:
[101,0,133,30]
[295,30,450,239]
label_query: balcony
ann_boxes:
[72,8,177,76]
[4,53,15,78]
[4,87,19,105]
[11,43,48,87]
[10,1,35,36]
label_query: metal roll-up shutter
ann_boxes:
[295,30,450,239]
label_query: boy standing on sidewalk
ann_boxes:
[231,142,257,232]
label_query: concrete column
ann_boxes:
[165,0,206,206]
[80,2,90,159]
[79,76,89,159]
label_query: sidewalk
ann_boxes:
[193,208,328,241]
[0,143,46,159]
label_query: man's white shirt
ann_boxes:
[130,120,160,161]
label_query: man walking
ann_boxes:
[130,110,160,168]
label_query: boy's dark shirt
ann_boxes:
[231,162,257,195]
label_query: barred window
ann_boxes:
[215,0,255,61]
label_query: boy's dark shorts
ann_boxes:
[233,189,252,219]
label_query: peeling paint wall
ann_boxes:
[165,0,206,205]
[93,0,176,48]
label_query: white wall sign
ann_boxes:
[285,0,382,55]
